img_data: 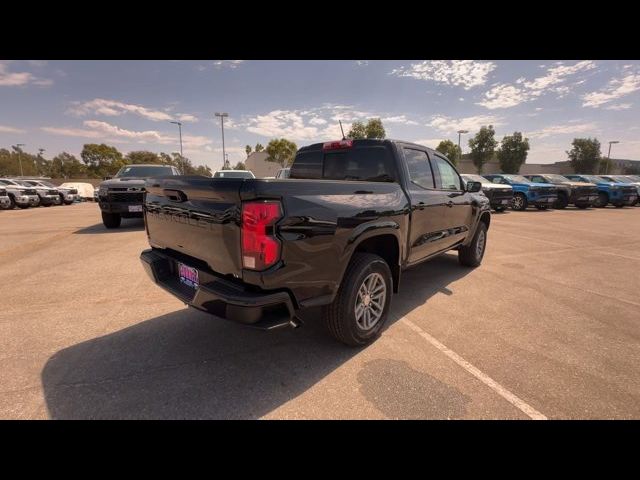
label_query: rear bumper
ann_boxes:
[140,248,297,330]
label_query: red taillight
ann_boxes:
[241,201,282,270]
[322,139,353,151]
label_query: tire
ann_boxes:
[324,253,392,347]
[42,202,52,207]
[7,195,16,209]
[535,205,548,210]
[511,193,527,211]
[595,192,608,208]
[63,200,74,205]
[576,204,590,209]
[458,221,488,268]
[102,212,121,229]
[614,204,624,209]
[555,194,568,209]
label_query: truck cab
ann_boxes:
[564,174,636,208]
[482,174,558,211]
[524,174,598,209]
[97,164,181,228]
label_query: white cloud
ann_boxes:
[68,98,199,122]
[382,115,419,126]
[390,60,496,90]
[604,103,632,111]
[309,117,327,125]
[582,73,640,107]
[0,125,26,134]
[478,61,596,109]
[526,122,598,139]
[427,114,504,134]
[0,61,53,87]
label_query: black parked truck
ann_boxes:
[97,164,181,228]
[140,139,491,346]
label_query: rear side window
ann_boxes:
[290,146,396,182]
[433,156,462,190]
[404,148,434,189]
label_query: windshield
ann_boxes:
[576,175,603,183]
[115,165,174,178]
[213,171,254,179]
[626,175,640,182]
[504,175,532,184]
[0,179,18,186]
[608,175,632,183]
[461,174,486,183]
[545,174,571,183]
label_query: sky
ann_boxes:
[1,60,639,171]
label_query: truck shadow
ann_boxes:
[40,253,470,419]
[74,219,145,234]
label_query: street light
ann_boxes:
[215,112,229,169]
[13,144,26,177]
[169,121,184,173]
[606,140,620,174]
[457,130,469,160]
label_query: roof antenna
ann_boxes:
[339,120,346,140]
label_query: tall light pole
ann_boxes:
[457,130,469,162]
[13,143,26,177]
[606,140,620,174]
[169,121,184,173]
[215,112,229,169]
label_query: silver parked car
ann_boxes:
[12,179,61,207]
[0,179,40,209]
[22,179,79,205]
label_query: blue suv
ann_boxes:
[483,174,558,211]
[564,174,637,208]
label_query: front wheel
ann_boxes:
[324,253,392,347]
[594,192,608,208]
[459,222,488,267]
[511,193,527,211]
[102,212,121,229]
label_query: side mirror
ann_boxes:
[466,181,482,193]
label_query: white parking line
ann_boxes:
[401,317,547,420]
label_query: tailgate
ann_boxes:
[144,176,245,277]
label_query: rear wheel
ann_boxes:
[324,253,392,347]
[102,212,121,229]
[8,195,16,209]
[459,222,488,267]
[511,193,527,211]
[595,192,608,208]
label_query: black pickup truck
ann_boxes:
[140,139,491,346]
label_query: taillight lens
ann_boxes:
[322,139,353,151]
[241,201,282,270]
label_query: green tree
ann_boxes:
[347,121,366,139]
[265,138,298,167]
[468,125,498,174]
[436,140,461,165]
[124,151,161,165]
[497,132,530,174]
[365,118,386,139]
[233,161,246,170]
[245,145,252,157]
[80,144,125,178]
[193,165,212,176]
[255,143,264,153]
[567,138,601,174]
[50,152,87,179]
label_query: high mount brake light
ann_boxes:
[241,201,282,271]
[322,140,353,151]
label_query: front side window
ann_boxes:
[433,156,461,190]
[403,148,434,189]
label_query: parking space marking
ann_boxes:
[401,317,548,420]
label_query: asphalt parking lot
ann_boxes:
[1,203,639,419]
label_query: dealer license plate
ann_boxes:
[178,262,199,289]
